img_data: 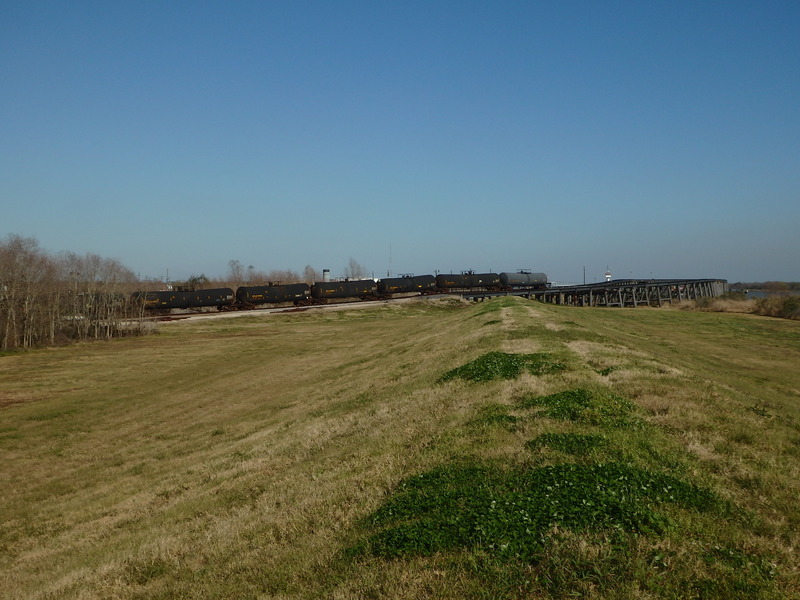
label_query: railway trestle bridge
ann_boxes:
[463,278,728,308]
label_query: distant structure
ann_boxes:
[604,268,612,282]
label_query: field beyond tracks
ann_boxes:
[1,297,799,599]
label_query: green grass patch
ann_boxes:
[468,403,520,430]
[471,297,518,315]
[519,388,640,428]
[701,544,779,588]
[353,461,717,561]
[439,351,566,383]
[526,432,607,455]
[507,323,606,344]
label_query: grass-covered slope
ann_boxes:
[1,297,798,599]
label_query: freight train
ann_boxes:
[133,271,549,311]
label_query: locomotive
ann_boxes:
[133,271,548,311]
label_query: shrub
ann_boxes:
[754,296,800,319]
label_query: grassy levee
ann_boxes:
[0,297,798,599]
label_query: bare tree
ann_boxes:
[343,257,368,280]
[0,235,57,349]
[228,260,244,288]
[59,252,138,340]
[303,265,320,285]
[1,235,145,349]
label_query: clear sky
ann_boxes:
[2,1,798,284]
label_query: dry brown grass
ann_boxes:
[0,301,504,598]
[1,297,799,598]
[671,298,757,313]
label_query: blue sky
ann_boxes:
[2,1,798,283]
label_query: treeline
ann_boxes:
[179,257,369,291]
[217,260,320,289]
[0,235,147,350]
[730,281,800,292]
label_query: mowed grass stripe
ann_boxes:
[0,300,492,597]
